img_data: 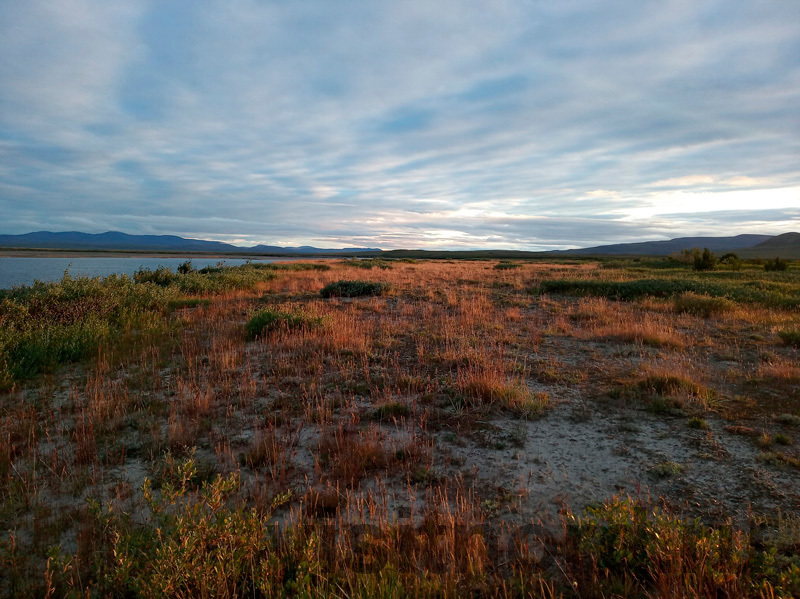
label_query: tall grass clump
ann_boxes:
[566,496,798,598]
[320,280,390,298]
[673,292,734,317]
[246,308,324,340]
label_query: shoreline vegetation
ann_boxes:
[1,255,799,597]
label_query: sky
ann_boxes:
[0,1,798,250]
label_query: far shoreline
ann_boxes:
[0,248,332,259]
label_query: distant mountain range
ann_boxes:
[560,233,800,258]
[0,231,380,255]
[559,234,773,255]
[738,232,800,259]
[0,230,798,258]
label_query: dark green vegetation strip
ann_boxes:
[539,276,800,309]
[134,262,279,293]
[320,280,391,298]
[494,260,522,270]
[340,257,394,269]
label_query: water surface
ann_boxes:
[0,257,287,289]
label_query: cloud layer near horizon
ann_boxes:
[1,0,798,249]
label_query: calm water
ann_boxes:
[0,257,288,289]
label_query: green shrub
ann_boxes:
[134,266,177,286]
[650,461,685,478]
[320,280,390,298]
[688,417,709,430]
[693,248,717,271]
[176,260,195,275]
[778,330,800,347]
[673,292,734,317]
[246,308,324,340]
[494,261,522,270]
[773,433,792,446]
[765,257,789,272]
[719,253,743,271]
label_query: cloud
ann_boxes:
[0,0,798,248]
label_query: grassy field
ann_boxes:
[1,257,799,598]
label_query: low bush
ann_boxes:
[176,260,195,275]
[320,280,390,298]
[765,257,789,272]
[719,253,743,271]
[650,460,685,478]
[134,266,177,286]
[688,417,709,429]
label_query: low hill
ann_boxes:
[559,234,774,256]
[738,232,800,259]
